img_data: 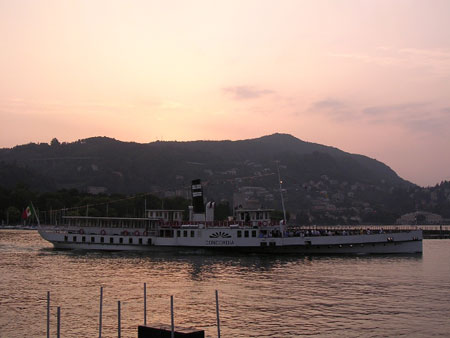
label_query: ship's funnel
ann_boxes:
[191,179,205,213]
[205,201,215,221]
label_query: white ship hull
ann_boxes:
[38,227,422,254]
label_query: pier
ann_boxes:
[138,324,205,338]
[45,284,216,338]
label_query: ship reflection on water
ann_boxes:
[0,230,448,338]
[53,247,424,281]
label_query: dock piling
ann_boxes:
[47,291,50,338]
[170,295,174,338]
[118,301,121,338]
[99,286,103,338]
[144,283,147,326]
[57,306,61,338]
[215,290,221,338]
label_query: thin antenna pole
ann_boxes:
[47,291,50,338]
[99,287,103,338]
[31,201,40,226]
[215,290,221,338]
[276,161,287,224]
[144,283,147,326]
[170,295,174,338]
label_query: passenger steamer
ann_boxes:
[38,180,422,254]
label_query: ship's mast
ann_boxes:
[276,161,287,224]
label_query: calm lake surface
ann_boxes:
[0,230,449,337]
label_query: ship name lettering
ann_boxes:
[205,240,235,246]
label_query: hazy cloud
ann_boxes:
[363,103,429,116]
[223,86,274,100]
[362,102,450,134]
[331,47,450,76]
[401,116,442,134]
[308,98,450,134]
[309,98,356,122]
[312,99,346,111]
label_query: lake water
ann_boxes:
[0,230,449,337]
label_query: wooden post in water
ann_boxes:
[118,301,121,338]
[99,286,103,338]
[170,295,174,338]
[47,291,50,338]
[56,306,61,338]
[144,283,147,326]
[215,290,221,338]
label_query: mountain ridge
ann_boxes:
[0,133,410,190]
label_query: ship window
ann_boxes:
[119,238,123,244]
[190,230,195,238]
[260,242,267,247]
[64,236,68,242]
[147,238,152,245]
[73,236,77,242]
[110,237,114,244]
[177,230,181,237]
[252,230,257,237]
[82,236,86,242]
[244,231,249,238]
[183,230,188,237]
[270,242,276,246]
[129,238,133,244]
[101,237,104,243]
[139,238,143,245]
[91,237,95,243]
[237,231,242,238]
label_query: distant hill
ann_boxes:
[0,133,408,190]
[4,133,447,224]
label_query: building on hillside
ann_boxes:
[396,211,443,225]
[87,186,107,194]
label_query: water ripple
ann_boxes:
[1,230,449,337]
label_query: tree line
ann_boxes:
[0,184,231,225]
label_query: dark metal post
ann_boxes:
[216,290,221,338]
[47,291,50,338]
[57,306,61,338]
[170,295,174,338]
[99,286,103,338]
[118,301,121,338]
[144,283,147,326]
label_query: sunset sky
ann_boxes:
[1,0,449,186]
